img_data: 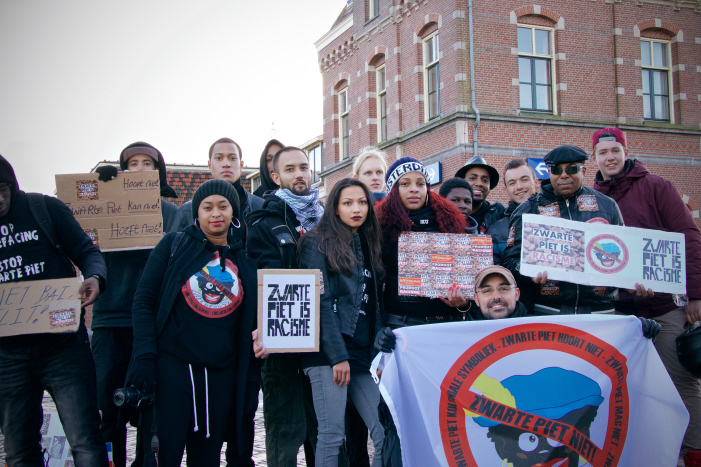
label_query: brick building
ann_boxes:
[315,0,701,225]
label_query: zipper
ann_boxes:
[334,298,355,328]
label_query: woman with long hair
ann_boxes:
[297,178,386,466]
[128,179,261,466]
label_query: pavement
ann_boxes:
[0,392,375,466]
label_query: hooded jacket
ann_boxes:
[253,139,283,197]
[91,143,179,328]
[0,155,106,351]
[503,183,624,315]
[593,159,701,318]
[487,200,518,266]
[472,199,506,234]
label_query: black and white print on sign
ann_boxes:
[181,252,243,318]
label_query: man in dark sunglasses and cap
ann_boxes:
[502,145,624,316]
[455,155,506,233]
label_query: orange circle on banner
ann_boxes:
[438,323,630,467]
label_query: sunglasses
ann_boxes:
[550,165,583,175]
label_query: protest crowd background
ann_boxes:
[1,0,701,466]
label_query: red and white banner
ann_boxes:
[373,315,688,467]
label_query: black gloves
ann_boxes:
[639,317,661,341]
[95,165,118,182]
[375,327,396,353]
[131,357,156,395]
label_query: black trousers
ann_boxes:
[225,381,260,467]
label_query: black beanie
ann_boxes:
[191,179,240,221]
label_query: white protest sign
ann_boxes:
[519,214,686,294]
[257,269,320,353]
[0,277,82,337]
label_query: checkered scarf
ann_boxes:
[275,188,324,232]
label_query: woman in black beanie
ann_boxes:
[128,179,262,466]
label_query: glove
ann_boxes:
[95,165,118,182]
[130,357,156,395]
[374,327,396,353]
[639,317,661,341]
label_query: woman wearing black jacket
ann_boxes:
[297,178,386,467]
[128,180,260,466]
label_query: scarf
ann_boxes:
[408,205,438,231]
[275,188,324,232]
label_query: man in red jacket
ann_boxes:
[592,127,701,466]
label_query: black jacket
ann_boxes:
[487,201,518,266]
[472,199,506,234]
[503,184,624,315]
[467,301,529,321]
[129,225,259,451]
[298,232,384,368]
[91,198,178,328]
[246,192,303,269]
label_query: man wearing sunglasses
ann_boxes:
[502,145,624,316]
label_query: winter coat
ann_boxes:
[487,200,518,266]
[467,301,529,321]
[472,199,506,234]
[298,231,384,368]
[593,159,701,318]
[503,184,624,315]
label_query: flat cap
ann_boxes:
[543,145,588,168]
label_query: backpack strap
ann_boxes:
[27,193,75,274]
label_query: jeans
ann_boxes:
[304,366,384,467]
[0,329,108,467]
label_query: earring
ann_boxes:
[195,219,201,228]
[231,218,241,229]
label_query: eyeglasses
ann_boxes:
[550,165,583,176]
[477,285,515,296]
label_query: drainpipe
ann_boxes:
[612,2,621,124]
[468,0,481,157]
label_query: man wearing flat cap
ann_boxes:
[503,145,624,315]
[455,155,506,233]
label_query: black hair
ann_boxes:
[272,146,308,174]
[300,178,384,281]
[209,137,242,161]
[439,177,474,199]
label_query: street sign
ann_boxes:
[527,158,549,180]
[426,161,442,185]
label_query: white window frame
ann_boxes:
[423,32,440,122]
[377,65,387,142]
[640,38,674,123]
[339,89,349,160]
[307,144,322,184]
[369,0,379,19]
[517,25,557,115]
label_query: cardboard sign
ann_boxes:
[36,410,114,466]
[397,232,493,299]
[257,269,320,353]
[55,170,162,251]
[0,277,82,337]
[519,213,686,293]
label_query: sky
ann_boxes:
[0,0,348,194]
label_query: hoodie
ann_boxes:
[253,139,283,197]
[118,141,178,200]
[0,155,106,350]
[594,159,701,318]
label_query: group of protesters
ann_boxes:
[0,126,699,467]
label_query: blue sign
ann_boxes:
[426,162,442,185]
[527,158,549,180]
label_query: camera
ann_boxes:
[113,387,154,408]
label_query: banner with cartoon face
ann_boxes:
[519,214,686,294]
[373,315,688,467]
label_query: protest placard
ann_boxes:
[55,170,163,251]
[519,213,686,294]
[0,277,82,337]
[398,232,493,299]
[257,269,320,353]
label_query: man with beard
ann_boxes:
[468,266,528,321]
[455,155,506,233]
[246,146,324,467]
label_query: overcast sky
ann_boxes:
[0,0,347,194]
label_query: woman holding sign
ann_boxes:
[297,178,386,467]
[128,179,260,467]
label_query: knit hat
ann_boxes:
[385,157,431,192]
[191,179,240,221]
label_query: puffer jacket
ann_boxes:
[594,159,701,318]
[503,184,624,315]
[487,200,518,266]
[298,231,384,367]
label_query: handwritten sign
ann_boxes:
[398,232,493,299]
[257,269,320,353]
[0,277,82,337]
[55,170,162,251]
[520,214,686,294]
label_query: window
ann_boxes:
[369,0,379,19]
[377,65,387,142]
[339,89,349,159]
[308,144,323,184]
[424,33,440,120]
[641,39,671,121]
[518,26,553,112]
